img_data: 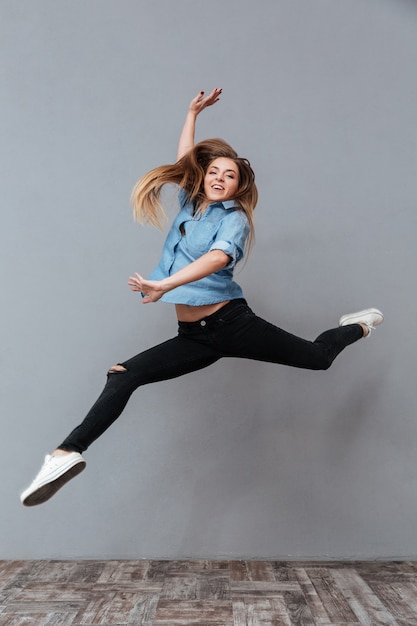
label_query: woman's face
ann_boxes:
[203,157,239,203]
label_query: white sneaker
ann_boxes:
[20,452,86,506]
[339,308,384,337]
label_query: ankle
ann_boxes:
[52,449,71,456]
[359,322,369,337]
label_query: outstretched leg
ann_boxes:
[230,318,365,369]
[20,332,220,505]
[207,300,377,369]
[58,333,220,453]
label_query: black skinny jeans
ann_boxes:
[59,299,363,453]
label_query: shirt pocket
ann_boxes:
[185,221,219,258]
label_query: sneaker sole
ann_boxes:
[21,459,86,506]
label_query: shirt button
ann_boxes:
[200,320,207,327]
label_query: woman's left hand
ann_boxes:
[189,88,222,116]
[128,272,165,303]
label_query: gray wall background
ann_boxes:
[1,0,416,559]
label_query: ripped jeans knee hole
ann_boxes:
[108,365,127,375]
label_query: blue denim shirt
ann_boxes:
[148,187,250,305]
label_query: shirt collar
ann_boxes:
[209,199,240,210]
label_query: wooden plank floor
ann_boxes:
[1,560,417,625]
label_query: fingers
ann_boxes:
[191,87,222,110]
[206,87,222,103]
[128,272,143,292]
[202,87,222,106]
[128,273,160,303]
[192,91,204,105]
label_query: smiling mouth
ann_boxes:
[212,185,224,191]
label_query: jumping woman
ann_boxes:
[21,88,383,506]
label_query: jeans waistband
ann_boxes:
[178,299,247,330]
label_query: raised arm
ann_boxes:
[176,88,222,161]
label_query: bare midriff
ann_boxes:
[175,301,230,323]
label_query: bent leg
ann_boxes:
[217,305,363,370]
[58,334,219,453]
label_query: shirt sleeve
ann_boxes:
[208,210,250,268]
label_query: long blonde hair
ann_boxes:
[130,138,258,249]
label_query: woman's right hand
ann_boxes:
[128,272,166,303]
